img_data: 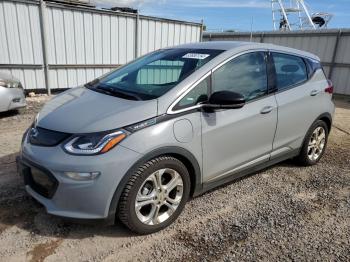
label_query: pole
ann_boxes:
[200,19,204,42]
[329,30,342,80]
[134,12,139,59]
[39,0,51,95]
[277,0,292,31]
[250,16,254,42]
[271,0,276,31]
[299,0,316,29]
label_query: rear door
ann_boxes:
[270,52,328,158]
[201,51,278,183]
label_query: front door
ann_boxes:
[201,51,278,183]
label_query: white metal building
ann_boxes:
[0,0,202,92]
[204,30,350,96]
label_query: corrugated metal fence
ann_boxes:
[0,0,202,92]
[204,30,350,95]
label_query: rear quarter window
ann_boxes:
[305,58,324,79]
[272,53,308,90]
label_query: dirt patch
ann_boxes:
[27,239,63,262]
[0,194,38,234]
[174,222,249,261]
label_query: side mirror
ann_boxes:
[201,91,245,110]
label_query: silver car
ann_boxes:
[0,72,26,113]
[17,41,335,234]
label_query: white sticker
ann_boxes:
[182,53,210,60]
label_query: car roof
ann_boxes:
[173,41,319,61]
[173,41,253,50]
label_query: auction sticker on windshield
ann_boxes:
[182,53,210,59]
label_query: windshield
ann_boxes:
[86,48,223,100]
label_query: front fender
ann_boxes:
[107,146,202,222]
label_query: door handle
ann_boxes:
[310,90,320,96]
[260,106,274,114]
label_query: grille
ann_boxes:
[29,126,71,147]
[23,164,58,199]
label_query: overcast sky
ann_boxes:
[92,0,350,31]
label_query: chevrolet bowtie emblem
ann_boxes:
[30,127,39,139]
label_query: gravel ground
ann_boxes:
[0,96,349,262]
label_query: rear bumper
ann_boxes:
[8,97,26,111]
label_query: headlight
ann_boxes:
[63,130,127,155]
[0,79,20,88]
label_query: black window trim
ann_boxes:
[266,51,277,94]
[167,70,212,114]
[210,50,270,103]
[172,75,211,111]
[168,49,272,114]
[304,57,323,79]
[269,51,312,94]
[168,49,322,115]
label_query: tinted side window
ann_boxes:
[174,77,209,110]
[212,52,268,101]
[272,53,308,90]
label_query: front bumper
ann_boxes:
[18,134,142,220]
[0,87,26,112]
[17,157,59,199]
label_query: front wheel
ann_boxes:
[118,156,190,234]
[296,120,329,166]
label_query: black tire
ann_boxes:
[295,120,329,166]
[118,156,190,234]
[16,108,25,114]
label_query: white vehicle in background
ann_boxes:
[0,72,27,113]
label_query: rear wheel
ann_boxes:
[296,120,329,166]
[118,156,190,234]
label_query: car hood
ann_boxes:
[36,87,158,133]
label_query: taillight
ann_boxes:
[325,80,334,94]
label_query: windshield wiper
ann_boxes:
[95,85,142,101]
[84,79,100,88]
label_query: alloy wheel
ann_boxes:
[307,126,326,161]
[135,168,184,225]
